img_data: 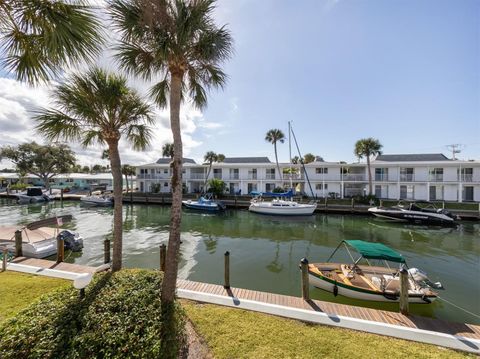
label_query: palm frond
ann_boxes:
[149,77,170,108]
[125,124,153,151]
[81,130,105,148]
[34,109,82,142]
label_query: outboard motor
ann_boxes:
[408,268,443,289]
[58,230,84,252]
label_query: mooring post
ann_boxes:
[224,251,230,289]
[14,230,23,257]
[60,188,64,202]
[160,244,166,272]
[351,197,355,209]
[56,235,64,263]
[380,199,383,207]
[399,267,409,315]
[442,201,445,209]
[104,239,111,264]
[2,247,8,272]
[300,258,310,301]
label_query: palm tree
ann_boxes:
[265,129,285,181]
[122,164,136,192]
[303,153,316,164]
[35,68,154,272]
[111,0,233,306]
[354,138,383,195]
[162,143,174,158]
[202,151,225,192]
[0,0,102,84]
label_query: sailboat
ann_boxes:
[249,122,317,216]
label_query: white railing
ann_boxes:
[459,174,473,182]
[400,174,415,182]
[190,173,205,180]
[229,174,239,180]
[213,173,222,179]
[342,174,365,181]
[374,174,390,181]
[247,174,257,180]
[266,174,276,180]
[138,174,170,180]
[429,174,443,182]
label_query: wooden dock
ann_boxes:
[177,279,480,341]
[11,257,98,274]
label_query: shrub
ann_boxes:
[0,270,186,359]
[272,187,285,193]
[207,178,226,196]
[9,183,27,191]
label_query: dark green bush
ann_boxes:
[0,269,185,359]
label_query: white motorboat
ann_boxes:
[368,200,458,226]
[15,187,54,204]
[182,194,226,212]
[307,240,440,303]
[0,216,84,258]
[249,197,317,215]
[80,195,113,206]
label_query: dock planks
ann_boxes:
[177,279,480,340]
[11,257,98,274]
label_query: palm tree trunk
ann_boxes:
[203,163,212,193]
[109,140,123,272]
[124,173,129,192]
[274,143,282,183]
[367,156,372,195]
[161,73,183,305]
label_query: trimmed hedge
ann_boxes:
[0,269,185,359]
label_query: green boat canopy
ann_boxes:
[344,240,405,263]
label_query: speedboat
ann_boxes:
[15,187,54,204]
[368,200,458,226]
[0,216,84,258]
[249,190,317,216]
[80,195,113,206]
[307,240,440,303]
[182,194,226,212]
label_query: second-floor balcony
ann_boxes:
[229,174,240,180]
[459,174,473,182]
[374,174,392,182]
[190,173,205,180]
[138,174,170,180]
[429,174,444,182]
[266,174,276,180]
[400,174,415,182]
[247,174,257,180]
[213,173,222,179]
[342,174,365,181]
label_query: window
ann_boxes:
[247,183,257,193]
[375,168,388,181]
[248,169,257,180]
[140,169,146,174]
[400,185,414,200]
[213,168,222,179]
[400,168,414,181]
[463,186,474,201]
[49,178,56,183]
[429,185,443,200]
[315,168,328,174]
[458,168,473,182]
[229,168,239,179]
[265,183,275,192]
[315,184,328,190]
[164,182,169,187]
[266,168,275,179]
[429,168,443,182]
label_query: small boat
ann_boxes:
[0,216,83,258]
[249,190,317,216]
[182,194,226,212]
[307,240,440,303]
[80,195,113,206]
[368,200,458,226]
[15,187,54,204]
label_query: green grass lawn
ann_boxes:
[182,300,473,359]
[0,272,68,322]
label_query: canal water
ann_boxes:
[1,199,479,325]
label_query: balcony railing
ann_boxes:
[189,173,205,180]
[342,174,365,181]
[229,174,239,180]
[400,174,415,182]
[374,174,390,181]
[247,174,257,180]
[429,174,443,182]
[213,173,222,179]
[138,174,170,180]
[459,174,473,182]
[266,174,276,180]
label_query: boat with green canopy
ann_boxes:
[307,240,439,303]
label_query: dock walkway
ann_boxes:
[11,257,99,274]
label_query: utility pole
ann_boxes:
[446,144,463,160]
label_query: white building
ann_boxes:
[136,154,480,202]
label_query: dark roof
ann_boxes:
[156,157,196,164]
[375,154,450,162]
[222,157,271,164]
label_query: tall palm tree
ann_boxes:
[35,68,154,272]
[265,129,285,181]
[162,143,174,158]
[122,164,136,192]
[354,138,383,195]
[202,151,225,192]
[0,0,102,84]
[111,0,233,306]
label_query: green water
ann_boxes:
[1,199,479,325]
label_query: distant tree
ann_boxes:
[354,138,383,195]
[265,129,285,181]
[303,153,316,164]
[162,143,174,159]
[71,164,83,173]
[291,156,302,164]
[92,164,102,173]
[207,178,226,196]
[122,164,136,192]
[35,68,153,272]
[0,0,102,84]
[203,151,225,192]
[0,142,75,189]
[82,165,91,173]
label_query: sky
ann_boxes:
[0,0,479,168]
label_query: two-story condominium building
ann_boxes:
[305,154,480,202]
[136,153,480,202]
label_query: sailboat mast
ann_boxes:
[289,121,293,189]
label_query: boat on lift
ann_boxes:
[307,240,440,303]
[368,200,458,226]
[80,194,113,206]
[15,187,54,204]
[249,190,317,216]
[182,193,226,212]
[0,215,83,258]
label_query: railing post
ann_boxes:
[300,258,310,301]
[56,235,64,263]
[224,251,230,289]
[104,239,111,264]
[160,244,166,272]
[399,267,409,315]
[14,230,23,257]
[2,247,7,272]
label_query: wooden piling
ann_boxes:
[399,267,409,315]
[2,247,7,272]
[300,258,310,300]
[224,251,230,288]
[380,199,383,207]
[60,188,64,202]
[351,198,355,209]
[56,235,64,263]
[14,230,22,257]
[160,244,166,272]
[104,239,111,264]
